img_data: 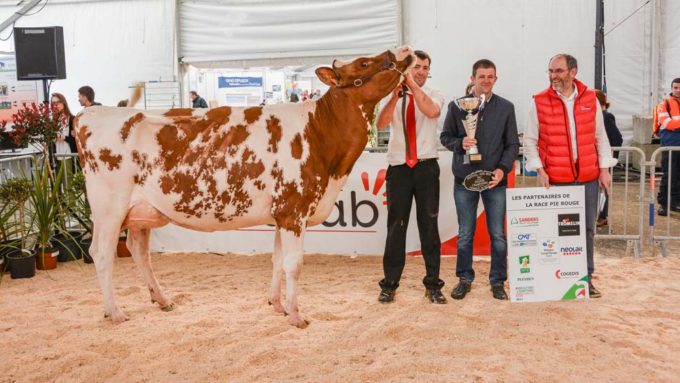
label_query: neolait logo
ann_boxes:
[554,269,580,279]
[560,246,583,256]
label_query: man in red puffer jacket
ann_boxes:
[523,54,618,298]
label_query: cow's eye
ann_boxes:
[361,61,369,68]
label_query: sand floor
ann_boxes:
[1,250,679,383]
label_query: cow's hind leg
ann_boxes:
[128,228,175,311]
[280,228,309,328]
[267,228,286,314]
[91,221,128,324]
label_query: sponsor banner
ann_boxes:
[506,186,589,303]
[151,151,495,255]
[218,76,263,88]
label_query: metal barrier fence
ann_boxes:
[597,147,646,258]
[0,155,36,182]
[647,146,680,257]
[516,146,646,258]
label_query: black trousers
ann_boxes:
[380,159,444,291]
[658,151,680,207]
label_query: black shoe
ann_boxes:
[658,205,668,216]
[450,281,472,300]
[491,284,508,300]
[378,288,395,303]
[671,204,680,212]
[425,289,447,304]
[589,282,602,298]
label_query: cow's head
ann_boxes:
[315,46,415,103]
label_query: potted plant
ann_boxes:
[29,162,80,269]
[63,171,93,263]
[1,102,64,180]
[0,177,35,278]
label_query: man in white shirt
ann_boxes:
[523,54,618,298]
[375,50,447,304]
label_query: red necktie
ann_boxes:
[405,94,418,168]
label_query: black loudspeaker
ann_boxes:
[14,26,66,80]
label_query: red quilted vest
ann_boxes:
[534,79,600,183]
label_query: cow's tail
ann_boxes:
[128,83,143,108]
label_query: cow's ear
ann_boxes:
[316,67,338,87]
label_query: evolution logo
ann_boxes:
[560,246,583,256]
[512,232,537,247]
[510,216,539,227]
[322,169,386,228]
[557,214,580,236]
[554,269,580,279]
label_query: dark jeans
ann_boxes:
[553,180,598,277]
[453,184,507,285]
[380,159,444,291]
[658,151,680,207]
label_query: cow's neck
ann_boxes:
[307,89,374,178]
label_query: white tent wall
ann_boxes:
[179,0,401,67]
[404,0,657,144]
[660,0,680,100]
[0,0,176,109]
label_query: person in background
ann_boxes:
[78,85,101,108]
[654,78,680,216]
[51,93,78,171]
[375,50,447,304]
[595,90,623,227]
[289,92,300,103]
[190,91,208,108]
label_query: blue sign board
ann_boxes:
[218,76,263,88]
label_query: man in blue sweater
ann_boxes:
[440,59,520,300]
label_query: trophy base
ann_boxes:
[464,153,483,164]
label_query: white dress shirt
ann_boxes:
[524,85,618,171]
[384,86,445,166]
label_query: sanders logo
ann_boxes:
[511,217,539,227]
[554,269,580,279]
[560,246,583,256]
[558,214,580,236]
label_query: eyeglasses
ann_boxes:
[547,68,568,74]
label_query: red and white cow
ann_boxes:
[75,47,414,327]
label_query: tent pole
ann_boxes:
[594,0,604,90]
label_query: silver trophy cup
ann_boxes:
[455,94,485,164]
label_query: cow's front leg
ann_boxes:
[268,228,286,314]
[128,228,175,311]
[280,228,309,328]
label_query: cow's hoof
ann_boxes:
[160,302,176,312]
[289,317,310,329]
[268,299,286,314]
[110,311,129,324]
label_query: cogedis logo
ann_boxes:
[554,269,580,279]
